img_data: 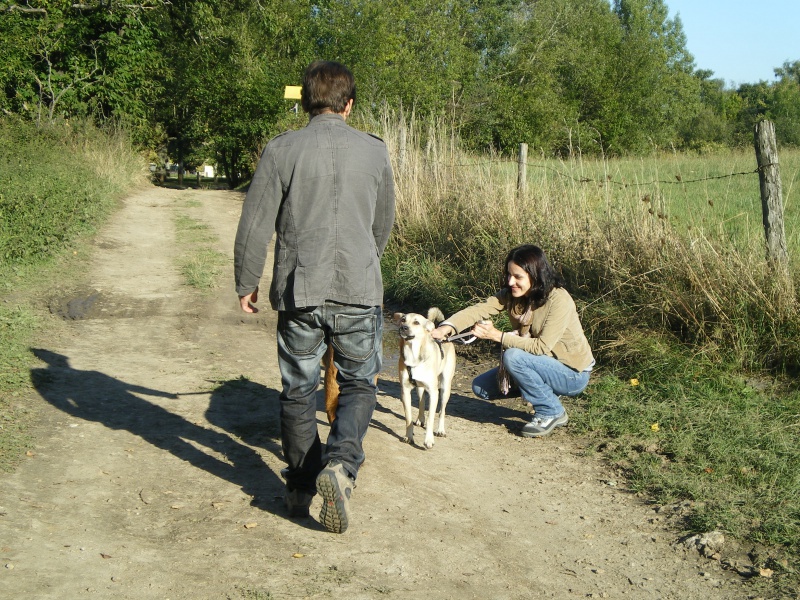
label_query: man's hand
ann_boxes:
[239,287,259,313]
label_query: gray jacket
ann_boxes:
[234,113,395,310]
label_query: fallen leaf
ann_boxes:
[704,467,713,473]
[244,522,258,529]
[25,451,35,457]
[100,553,112,559]
[759,568,773,578]
[292,553,305,558]
[211,502,226,510]
[630,378,639,386]
[170,504,185,510]
[650,423,659,432]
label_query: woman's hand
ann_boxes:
[431,325,455,340]
[472,320,502,343]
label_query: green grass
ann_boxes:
[0,118,146,275]
[546,149,800,260]
[0,305,38,470]
[173,212,227,290]
[573,334,800,549]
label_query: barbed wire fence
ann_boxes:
[399,121,788,268]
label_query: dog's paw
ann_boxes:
[423,437,435,449]
[415,418,424,427]
[434,431,447,438]
[400,436,414,445]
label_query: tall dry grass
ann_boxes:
[358,109,800,371]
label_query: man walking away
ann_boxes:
[234,60,395,533]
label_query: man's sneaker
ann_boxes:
[520,411,569,438]
[316,462,354,533]
[285,489,314,518]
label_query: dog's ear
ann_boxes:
[392,312,405,324]
[424,319,435,332]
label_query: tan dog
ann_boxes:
[323,346,338,423]
[393,308,457,449]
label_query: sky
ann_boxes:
[665,0,800,86]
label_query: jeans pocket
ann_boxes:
[280,312,325,356]
[332,312,377,361]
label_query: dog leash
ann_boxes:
[445,331,478,344]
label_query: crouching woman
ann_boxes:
[431,244,594,437]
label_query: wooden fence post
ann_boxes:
[517,143,527,198]
[753,120,789,266]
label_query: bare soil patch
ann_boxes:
[0,187,757,599]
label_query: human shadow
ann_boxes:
[29,349,290,520]
[203,376,293,513]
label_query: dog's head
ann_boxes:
[392,312,434,341]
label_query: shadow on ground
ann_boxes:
[30,349,291,519]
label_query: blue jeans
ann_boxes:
[472,348,590,418]
[277,303,383,495]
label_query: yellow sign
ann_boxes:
[284,86,302,100]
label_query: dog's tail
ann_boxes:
[427,307,446,325]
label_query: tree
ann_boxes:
[154,0,314,187]
[599,0,699,152]
[679,70,741,150]
[0,1,166,144]
[309,0,480,116]
[457,0,702,156]
[770,60,800,146]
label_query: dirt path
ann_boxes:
[1,187,749,599]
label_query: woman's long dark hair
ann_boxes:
[501,244,564,309]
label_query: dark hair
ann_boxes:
[301,60,356,116]
[502,244,564,309]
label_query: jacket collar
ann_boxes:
[308,112,346,125]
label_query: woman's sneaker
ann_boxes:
[316,461,354,533]
[520,411,568,438]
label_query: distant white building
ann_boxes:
[203,165,215,178]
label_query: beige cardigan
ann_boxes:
[443,287,595,372]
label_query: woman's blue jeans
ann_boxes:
[472,348,590,418]
[276,303,382,495]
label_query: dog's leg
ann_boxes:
[399,377,415,444]
[323,345,338,424]
[435,347,457,438]
[422,384,439,449]
[435,380,452,438]
[415,385,427,427]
